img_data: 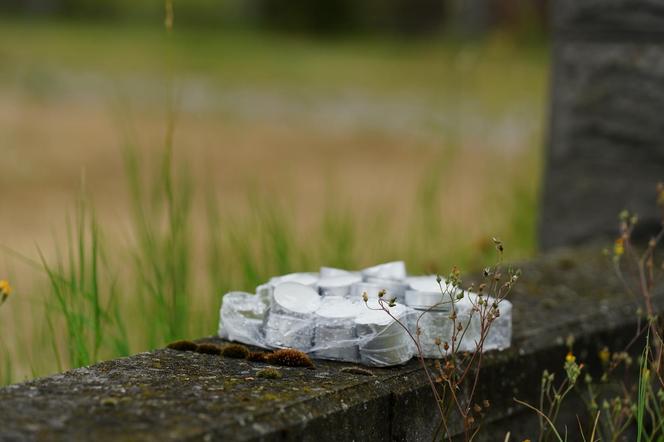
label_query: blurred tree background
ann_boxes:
[0,0,549,383]
[1,0,548,38]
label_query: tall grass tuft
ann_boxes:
[319,204,356,271]
[123,144,194,347]
[0,338,12,385]
[39,195,127,369]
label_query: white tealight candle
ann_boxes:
[405,289,455,358]
[319,267,359,278]
[361,261,407,281]
[316,274,362,297]
[405,275,441,292]
[264,282,321,351]
[354,300,413,366]
[270,272,319,288]
[313,297,362,361]
[363,277,408,303]
[272,282,321,315]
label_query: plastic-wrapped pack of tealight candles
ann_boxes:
[218,261,512,367]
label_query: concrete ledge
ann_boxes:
[0,247,660,441]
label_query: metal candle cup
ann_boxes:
[319,267,361,278]
[455,295,481,352]
[316,274,362,298]
[483,297,512,351]
[269,272,319,288]
[264,313,316,350]
[405,275,442,292]
[264,282,321,351]
[364,277,409,303]
[354,301,413,366]
[313,297,362,361]
[257,272,319,308]
[349,282,384,301]
[405,289,457,358]
[361,261,407,281]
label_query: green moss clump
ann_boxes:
[265,348,314,368]
[221,343,250,359]
[166,340,198,352]
[100,397,119,406]
[195,343,222,355]
[257,367,282,379]
[247,351,269,363]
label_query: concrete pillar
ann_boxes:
[539,0,664,250]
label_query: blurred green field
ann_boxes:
[0,20,548,384]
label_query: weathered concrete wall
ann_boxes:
[0,247,659,441]
[540,0,664,250]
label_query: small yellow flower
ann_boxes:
[598,347,610,364]
[566,351,576,364]
[0,280,11,294]
[0,279,11,304]
[614,238,624,256]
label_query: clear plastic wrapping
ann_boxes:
[218,291,267,348]
[218,262,512,367]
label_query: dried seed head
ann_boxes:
[266,348,314,368]
[195,343,222,355]
[247,351,269,363]
[166,340,198,352]
[222,344,250,359]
